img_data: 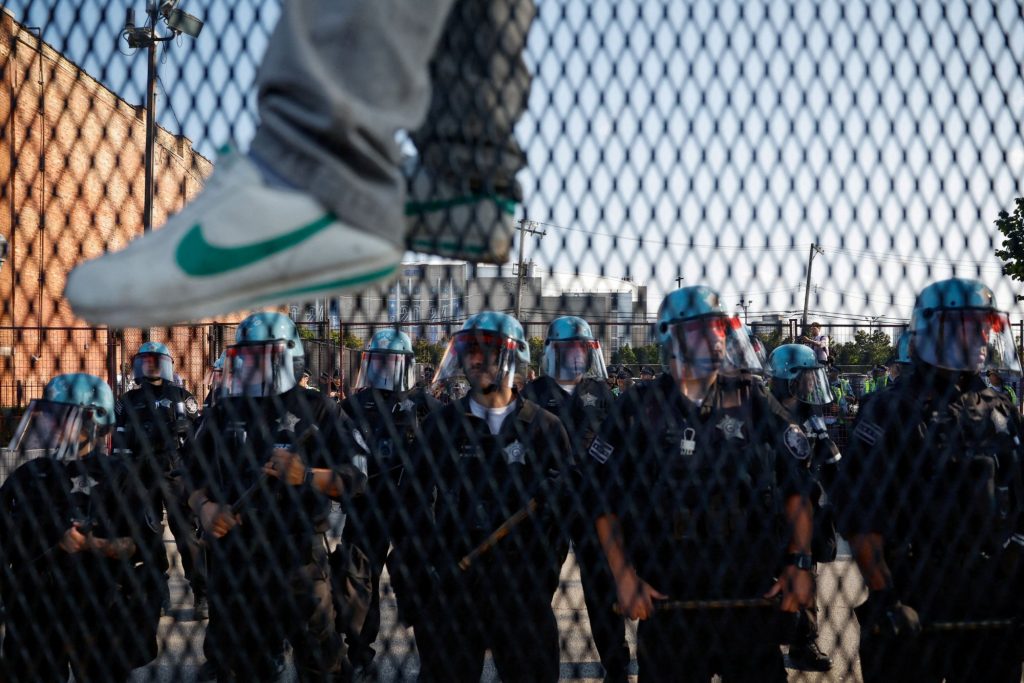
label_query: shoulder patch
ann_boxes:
[589,437,614,464]
[184,396,200,416]
[783,424,811,460]
[854,420,884,445]
[115,399,124,415]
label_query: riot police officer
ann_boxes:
[203,351,226,408]
[591,286,814,683]
[339,328,441,675]
[393,312,573,682]
[186,312,367,681]
[115,341,204,617]
[835,278,1024,682]
[522,315,629,683]
[767,343,842,672]
[1,374,163,682]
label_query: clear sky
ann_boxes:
[9,0,1024,324]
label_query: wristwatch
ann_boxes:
[784,552,814,571]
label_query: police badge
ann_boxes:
[70,474,99,495]
[783,424,811,460]
[504,440,527,465]
[716,415,745,440]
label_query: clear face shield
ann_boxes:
[432,330,520,394]
[915,309,1022,374]
[789,367,834,405]
[223,341,297,397]
[354,351,415,392]
[542,339,608,382]
[665,315,763,380]
[8,400,91,461]
[133,352,174,382]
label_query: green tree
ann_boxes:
[528,337,545,368]
[341,331,364,350]
[412,337,446,366]
[613,344,638,366]
[995,197,1024,300]
[635,344,661,365]
[756,326,788,355]
[832,330,893,368]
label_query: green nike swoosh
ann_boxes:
[175,213,338,276]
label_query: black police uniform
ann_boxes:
[589,373,812,683]
[835,370,1024,683]
[395,394,574,683]
[0,451,163,682]
[188,387,367,681]
[775,396,842,669]
[115,380,203,604]
[338,385,441,669]
[523,374,630,682]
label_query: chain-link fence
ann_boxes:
[4,0,1024,681]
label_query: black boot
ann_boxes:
[787,641,833,672]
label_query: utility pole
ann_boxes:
[124,2,203,341]
[514,218,546,320]
[802,244,824,328]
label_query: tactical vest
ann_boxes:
[903,389,1023,561]
[625,383,790,597]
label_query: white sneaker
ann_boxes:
[404,168,518,263]
[65,151,402,328]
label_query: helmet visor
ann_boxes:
[749,336,768,372]
[354,351,414,392]
[8,400,86,460]
[789,367,834,405]
[915,310,1022,374]
[224,341,297,397]
[542,339,607,382]
[666,315,763,380]
[432,330,520,394]
[133,352,174,382]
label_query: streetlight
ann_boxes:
[122,1,204,238]
[123,1,202,341]
[737,299,752,324]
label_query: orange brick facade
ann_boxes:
[0,10,213,405]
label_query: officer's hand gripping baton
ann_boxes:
[458,498,540,571]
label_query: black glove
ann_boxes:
[854,589,922,639]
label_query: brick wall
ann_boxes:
[0,9,214,403]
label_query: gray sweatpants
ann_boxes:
[249,0,535,249]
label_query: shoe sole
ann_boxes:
[405,196,515,263]
[72,251,400,328]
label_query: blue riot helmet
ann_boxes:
[656,286,763,380]
[224,312,305,397]
[132,340,174,383]
[910,278,1021,374]
[542,316,608,383]
[433,312,530,393]
[354,329,416,392]
[9,373,115,460]
[767,344,833,405]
